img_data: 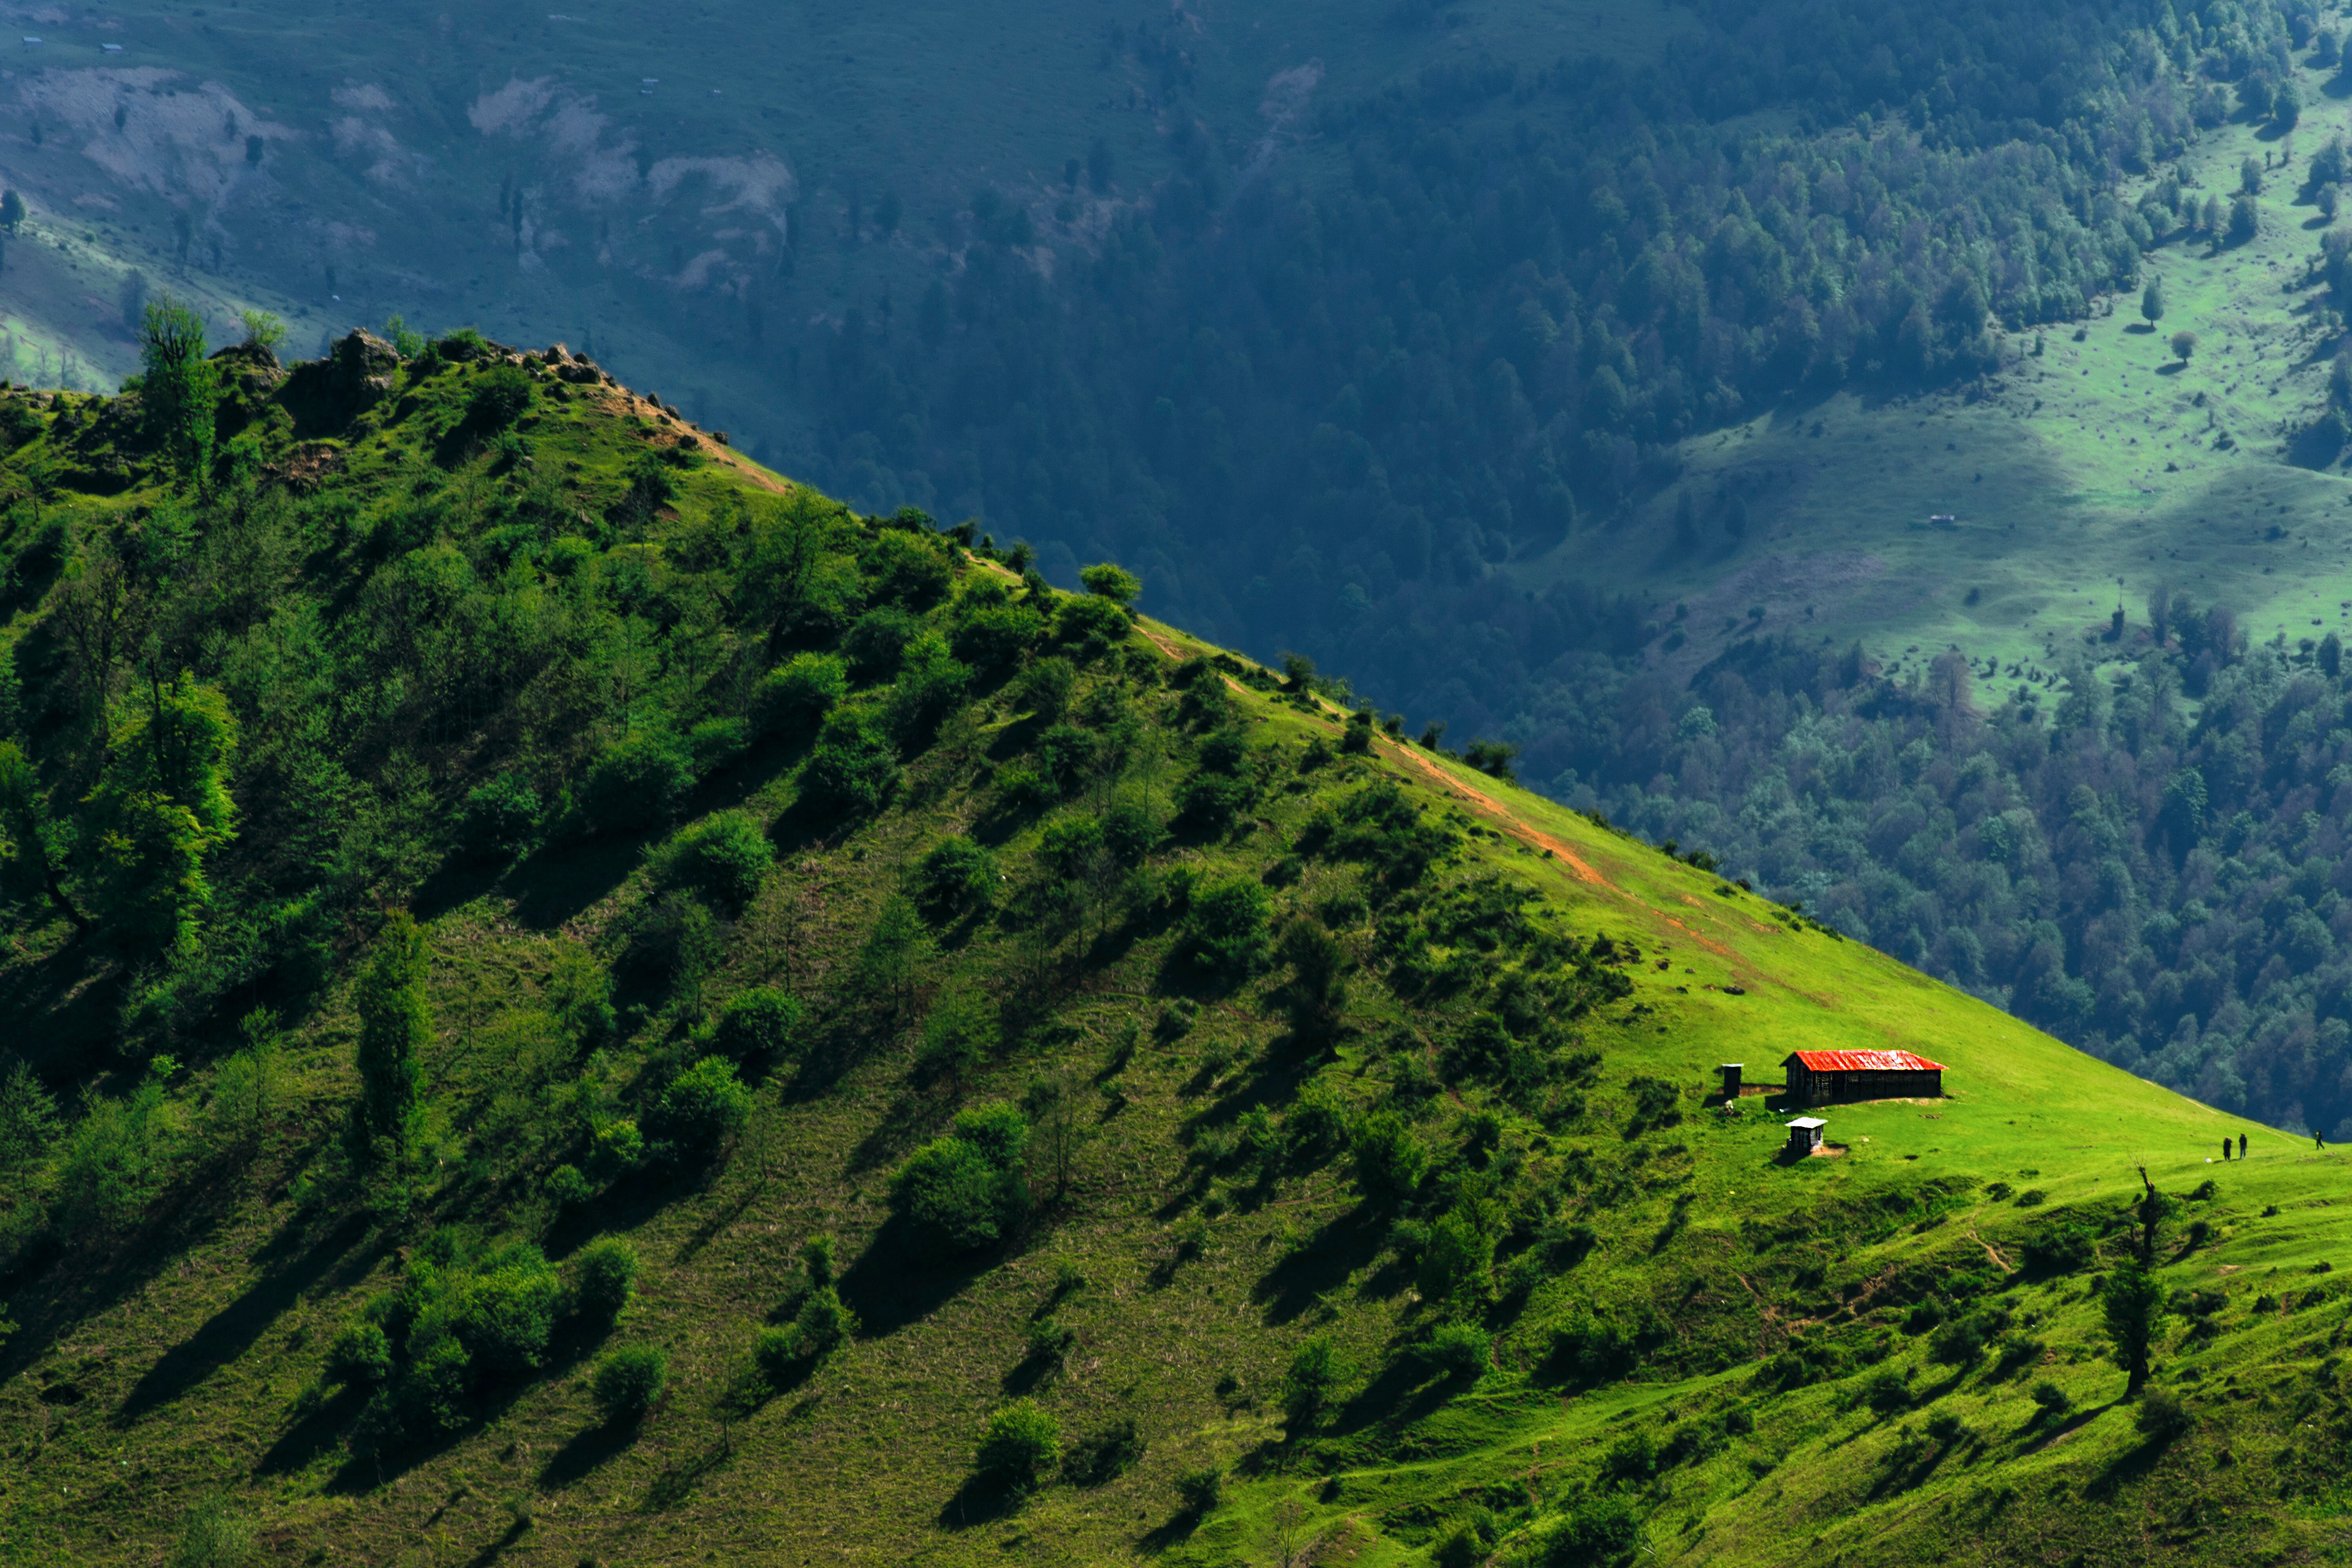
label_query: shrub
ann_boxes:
[688,716,749,775]
[1421,1321,1490,1380]
[793,1285,857,1362]
[1102,801,1165,865]
[1053,593,1131,651]
[588,1118,644,1182]
[658,810,772,908]
[1027,1315,1077,1367]
[1532,1492,1643,1566]
[1079,561,1141,603]
[801,705,900,818]
[866,529,952,608]
[949,600,1046,672]
[451,1243,562,1374]
[759,651,848,732]
[2030,1380,2071,1418]
[1351,1110,1428,1204]
[1860,1367,1912,1416]
[973,1399,1061,1494]
[460,772,539,859]
[1175,769,1256,836]
[913,985,999,1085]
[1542,1312,1637,1387]
[994,763,1058,814]
[545,1163,592,1207]
[1180,875,1271,978]
[592,1346,667,1422]
[571,1237,639,1324]
[467,364,534,430]
[754,1326,802,1385]
[914,835,998,922]
[890,1103,1029,1249]
[710,987,806,1061]
[1011,656,1077,721]
[2021,1222,2096,1276]
[843,606,921,681]
[1175,1466,1224,1516]
[326,1320,393,1386]
[580,730,696,835]
[648,1056,752,1163]
[1281,1335,1349,1429]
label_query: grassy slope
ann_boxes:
[1541,53,2352,691]
[0,354,2343,1568]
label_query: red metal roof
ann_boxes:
[1784,1049,1946,1073]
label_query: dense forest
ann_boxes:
[1530,607,2352,1139]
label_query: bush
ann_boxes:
[1011,656,1077,721]
[866,529,952,608]
[467,364,534,430]
[1175,769,1256,836]
[1064,1416,1145,1486]
[1542,1312,1636,1387]
[580,730,696,836]
[648,1056,752,1162]
[1859,1367,1912,1416]
[1027,1315,1077,1367]
[843,605,921,681]
[760,652,848,732]
[1180,874,1271,978]
[1351,1110,1428,1204]
[688,716,749,775]
[994,763,1058,815]
[949,600,1046,673]
[326,1320,393,1386]
[891,1102,1030,1248]
[914,835,998,922]
[913,985,999,1085]
[571,1237,639,1324]
[1053,593,1131,651]
[710,987,806,1061]
[592,1346,667,1422]
[1281,1335,1349,1429]
[451,1243,562,1374]
[2021,1222,2096,1276]
[1175,1465,1224,1516]
[793,1285,857,1362]
[1532,1492,1643,1567]
[460,772,539,859]
[658,810,772,908]
[2030,1380,2071,1418]
[801,704,900,818]
[588,1118,644,1182]
[1421,1321,1490,1380]
[754,1325,802,1385]
[545,1163,592,1207]
[1079,561,1141,603]
[973,1399,1061,1494]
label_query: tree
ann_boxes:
[2101,1264,2168,1396]
[2227,194,2260,246]
[83,673,239,951]
[2140,279,2164,325]
[2323,183,2343,222]
[137,294,218,479]
[1023,1068,1091,1201]
[2241,156,2264,195]
[0,189,22,235]
[2277,79,2303,129]
[1087,136,1113,192]
[1275,916,1350,1043]
[2170,329,2197,364]
[1079,561,1141,605]
[238,309,287,353]
[592,1346,667,1422]
[0,741,86,930]
[354,912,431,1160]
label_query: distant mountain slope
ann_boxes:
[0,332,2343,1566]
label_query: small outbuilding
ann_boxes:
[1719,1063,1744,1105]
[1785,1117,1827,1157]
[1781,1049,1944,1107]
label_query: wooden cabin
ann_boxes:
[1781,1049,1944,1107]
[1785,1117,1827,1157]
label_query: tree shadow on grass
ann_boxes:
[836,1213,1000,1338]
[504,832,647,933]
[1250,1203,1389,1326]
[538,1417,640,1489]
[2157,362,2186,376]
[255,1382,370,1475]
[113,1210,373,1427]
[937,1473,1034,1530]
[2085,1413,2178,1497]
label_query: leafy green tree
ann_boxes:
[571,1237,639,1324]
[1181,874,1272,978]
[891,1102,1029,1248]
[0,189,22,234]
[649,1056,752,1162]
[2140,279,2163,325]
[2228,193,2260,245]
[760,651,848,732]
[0,1055,59,1187]
[802,704,900,817]
[210,1008,287,1163]
[1280,1334,1349,1430]
[1079,562,1141,605]
[54,1057,177,1238]
[915,835,998,923]
[1275,916,1350,1042]
[238,309,287,353]
[2170,329,2197,364]
[1352,1110,1428,1204]
[709,986,806,1061]
[2101,1264,2168,1396]
[138,294,218,479]
[592,1345,667,1422]
[0,741,85,930]
[82,672,237,951]
[658,809,773,909]
[354,912,430,1160]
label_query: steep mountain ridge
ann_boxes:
[0,332,2342,1566]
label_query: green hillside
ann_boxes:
[0,328,2346,1568]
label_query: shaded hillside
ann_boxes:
[0,331,2346,1566]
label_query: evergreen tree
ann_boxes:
[2100,1265,2168,1397]
[354,912,431,1160]
[2140,279,2164,325]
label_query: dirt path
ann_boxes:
[1382,740,1609,887]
